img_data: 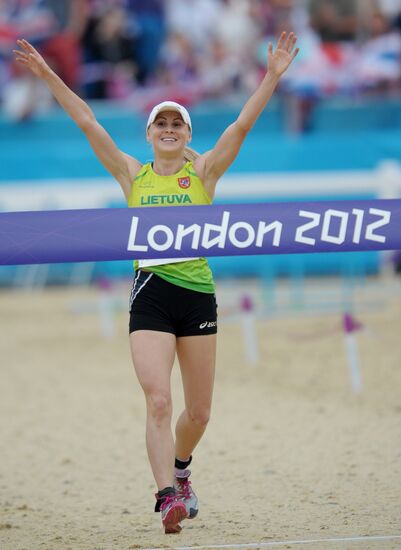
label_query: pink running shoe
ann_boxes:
[175,469,199,519]
[159,494,187,534]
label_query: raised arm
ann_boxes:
[13,39,141,200]
[196,32,299,197]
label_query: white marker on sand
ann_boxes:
[240,294,259,365]
[342,312,363,393]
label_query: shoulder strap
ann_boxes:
[134,162,151,182]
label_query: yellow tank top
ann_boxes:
[127,161,215,293]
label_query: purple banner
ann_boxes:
[1,199,401,266]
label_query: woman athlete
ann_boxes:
[14,32,299,534]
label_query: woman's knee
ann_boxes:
[146,391,172,422]
[187,406,211,427]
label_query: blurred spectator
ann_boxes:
[2,57,53,120]
[82,5,137,99]
[213,0,260,92]
[40,0,87,91]
[0,0,58,120]
[0,0,56,54]
[386,0,401,33]
[215,0,258,61]
[309,0,358,42]
[357,10,401,94]
[125,0,165,85]
[248,0,311,42]
[159,31,199,86]
[376,0,401,18]
[199,36,245,98]
[166,0,223,51]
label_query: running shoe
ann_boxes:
[174,469,199,519]
[158,493,187,534]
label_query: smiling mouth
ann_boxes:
[161,138,177,142]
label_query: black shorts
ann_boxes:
[129,271,218,337]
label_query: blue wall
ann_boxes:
[3,98,401,180]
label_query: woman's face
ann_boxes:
[147,111,191,156]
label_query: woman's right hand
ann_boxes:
[13,39,51,79]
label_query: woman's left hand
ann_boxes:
[267,31,299,78]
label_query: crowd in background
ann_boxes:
[2,0,401,120]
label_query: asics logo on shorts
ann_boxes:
[199,321,217,329]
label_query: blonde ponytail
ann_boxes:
[184,146,200,162]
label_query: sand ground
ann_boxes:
[0,276,400,550]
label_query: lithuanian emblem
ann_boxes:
[178,177,191,189]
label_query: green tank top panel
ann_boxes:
[127,161,215,293]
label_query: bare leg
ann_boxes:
[175,334,216,460]
[130,330,176,490]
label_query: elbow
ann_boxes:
[234,120,251,137]
[78,111,96,133]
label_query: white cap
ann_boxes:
[146,101,192,131]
